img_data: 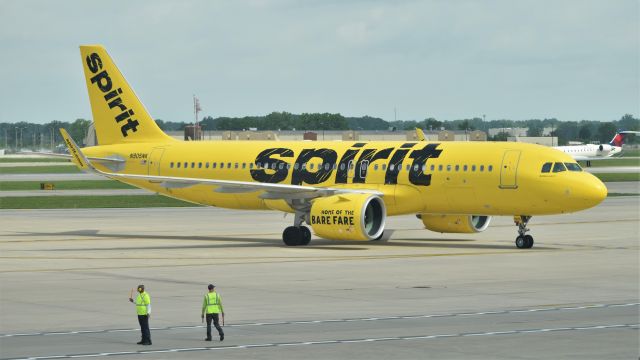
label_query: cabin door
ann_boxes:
[499,150,521,189]
[148,148,165,176]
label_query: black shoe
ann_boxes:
[205,338,212,341]
[137,341,144,345]
[220,334,224,341]
[142,341,152,345]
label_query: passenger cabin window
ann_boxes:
[198,162,202,168]
[212,162,217,169]
[565,163,582,172]
[176,162,180,168]
[170,162,174,168]
[463,165,468,172]
[552,162,566,173]
[541,162,552,173]
[488,165,493,172]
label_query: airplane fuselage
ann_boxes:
[83,140,606,217]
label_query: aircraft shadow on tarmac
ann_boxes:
[10,229,554,251]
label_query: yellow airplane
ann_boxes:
[61,45,608,249]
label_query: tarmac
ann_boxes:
[0,197,638,359]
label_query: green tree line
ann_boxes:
[1,113,637,150]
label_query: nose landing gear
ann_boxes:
[514,215,534,249]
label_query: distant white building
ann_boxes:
[508,136,558,146]
[488,128,528,137]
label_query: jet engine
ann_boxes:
[310,193,386,241]
[420,214,491,233]
[598,144,612,153]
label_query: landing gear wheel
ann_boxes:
[283,226,302,246]
[514,215,534,249]
[299,226,311,245]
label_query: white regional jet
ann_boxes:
[415,129,637,167]
[554,131,639,166]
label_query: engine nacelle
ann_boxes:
[598,144,612,153]
[310,194,386,241]
[421,214,491,233]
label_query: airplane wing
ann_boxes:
[18,151,126,164]
[59,129,382,200]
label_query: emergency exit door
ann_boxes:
[148,148,165,176]
[499,150,521,189]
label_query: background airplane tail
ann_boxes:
[609,132,625,147]
[80,45,174,145]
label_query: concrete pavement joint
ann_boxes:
[4,324,637,360]
[2,302,637,338]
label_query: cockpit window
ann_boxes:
[552,162,566,173]
[541,162,552,173]
[564,163,582,172]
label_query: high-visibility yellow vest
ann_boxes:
[204,292,221,314]
[135,292,151,315]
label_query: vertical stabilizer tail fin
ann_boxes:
[80,45,174,145]
[609,131,625,147]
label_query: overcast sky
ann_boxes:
[0,0,638,124]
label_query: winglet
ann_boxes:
[415,128,426,141]
[59,128,95,172]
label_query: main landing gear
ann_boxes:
[514,215,534,249]
[282,212,311,246]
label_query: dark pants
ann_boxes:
[206,313,223,339]
[137,315,151,343]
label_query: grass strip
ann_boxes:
[0,180,134,191]
[594,173,640,182]
[0,165,80,174]
[587,158,640,167]
[0,157,69,163]
[0,195,199,209]
[621,149,640,157]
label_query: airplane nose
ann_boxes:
[567,175,607,210]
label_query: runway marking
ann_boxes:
[1,302,637,338]
[3,324,637,360]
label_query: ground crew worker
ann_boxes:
[129,284,152,345]
[201,284,224,341]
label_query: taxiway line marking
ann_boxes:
[3,324,638,360]
[1,302,637,338]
